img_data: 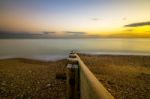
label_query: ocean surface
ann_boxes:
[0,38,150,61]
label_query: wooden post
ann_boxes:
[67,53,80,99]
[75,54,114,99]
[67,53,114,99]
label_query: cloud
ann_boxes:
[0,31,42,38]
[63,31,96,38]
[42,31,56,34]
[125,29,134,32]
[91,18,99,21]
[125,21,150,27]
[122,17,127,20]
[64,31,86,35]
[145,31,150,32]
[0,31,58,38]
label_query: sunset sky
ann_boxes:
[0,0,150,38]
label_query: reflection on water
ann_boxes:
[0,38,150,59]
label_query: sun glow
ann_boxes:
[0,0,150,38]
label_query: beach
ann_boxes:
[79,54,150,99]
[0,58,67,99]
[0,54,150,99]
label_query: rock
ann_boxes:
[37,81,40,84]
[27,86,30,89]
[107,81,114,85]
[1,81,6,86]
[56,73,66,80]
[46,84,51,87]
[28,70,32,73]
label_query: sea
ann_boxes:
[0,38,150,61]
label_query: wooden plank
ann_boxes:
[67,63,79,99]
[67,53,114,99]
[75,54,114,99]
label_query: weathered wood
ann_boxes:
[67,53,114,99]
[75,54,114,99]
[56,73,66,80]
[67,62,79,99]
[69,54,77,58]
[67,58,78,64]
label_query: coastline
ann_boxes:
[0,51,150,61]
[0,55,68,62]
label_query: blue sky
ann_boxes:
[0,0,150,38]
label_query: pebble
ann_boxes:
[46,84,51,87]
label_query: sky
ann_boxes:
[0,0,150,38]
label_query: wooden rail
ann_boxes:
[67,53,114,99]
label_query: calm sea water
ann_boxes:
[0,39,150,60]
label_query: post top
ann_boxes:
[67,64,79,68]
[70,50,77,54]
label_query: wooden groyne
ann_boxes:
[67,53,114,99]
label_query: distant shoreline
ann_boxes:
[0,37,107,39]
[0,52,150,61]
[0,55,68,61]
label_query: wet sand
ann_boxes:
[0,58,67,99]
[79,54,150,99]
